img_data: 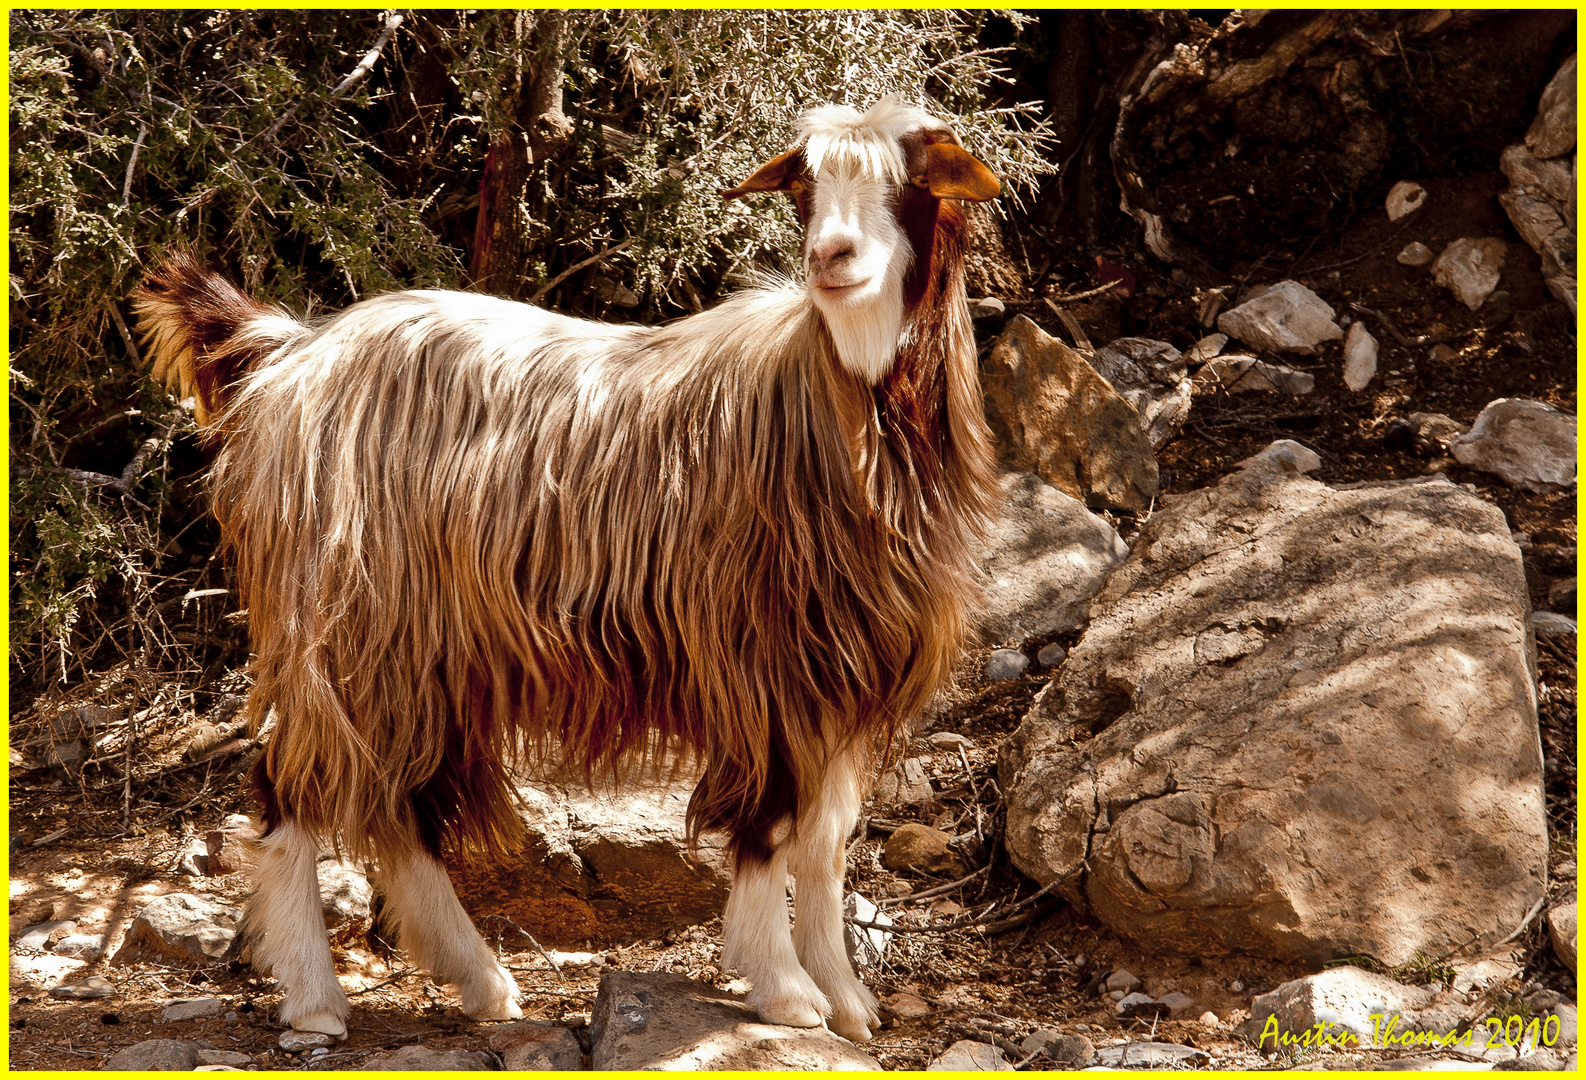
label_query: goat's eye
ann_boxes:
[789,180,804,195]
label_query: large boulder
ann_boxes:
[973,472,1129,644]
[450,769,731,946]
[999,444,1547,966]
[980,316,1159,511]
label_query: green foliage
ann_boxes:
[8,9,1054,694]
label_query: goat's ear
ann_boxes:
[721,149,803,200]
[923,142,1001,203]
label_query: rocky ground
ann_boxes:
[8,63,1577,1076]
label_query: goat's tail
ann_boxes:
[131,250,306,426]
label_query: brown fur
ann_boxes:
[134,147,997,877]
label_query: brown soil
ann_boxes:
[9,169,1575,1074]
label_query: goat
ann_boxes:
[133,98,1000,1044]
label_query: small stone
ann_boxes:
[1239,439,1322,476]
[1216,280,1343,355]
[1533,612,1577,638]
[927,732,975,749]
[1195,355,1315,395]
[1432,238,1509,310]
[1108,989,1127,1002]
[279,1030,336,1053]
[1199,1010,1221,1026]
[881,824,968,878]
[105,1039,202,1071]
[985,649,1030,680]
[48,975,115,1000]
[196,1050,254,1067]
[50,933,106,960]
[929,1039,1013,1071]
[490,1021,586,1071]
[1343,321,1378,391]
[11,919,76,953]
[111,893,241,965]
[1387,181,1428,221]
[1094,1041,1211,1068]
[1037,643,1067,668]
[1450,397,1576,491]
[162,997,224,1022]
[361,1046,498,1070]
[1554,1002,1577,1048]
[972,297,1007,320]
[1158,991,1198,1017]
[1526,55,1576,159]
[1106,968,1143,993]
[1117,992,1169,1018]
[1185,332,1228,363]
[880,991,933,1020]
[843,891,891,968]
[1398,241,1436,267]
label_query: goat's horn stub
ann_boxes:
[721,148,804,200]
[922,142,1001,203]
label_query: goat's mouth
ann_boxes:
[809,276,869,299]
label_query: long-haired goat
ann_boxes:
[133,99,1000,1043]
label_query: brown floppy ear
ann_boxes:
[924,141,1000,202]
[721,148,804,200]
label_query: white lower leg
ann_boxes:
[376,849,521,1021]
[246,820,349,1037]
[792,749,878,1043]
[722,830,829,1029]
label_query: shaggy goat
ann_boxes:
[133,99,1000,1044]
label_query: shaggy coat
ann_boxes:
[134,98,1000,1043]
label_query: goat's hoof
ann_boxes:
[748,983,829,1030]
[290,1013,348,1040]
[830,1012,876,1043]
[464,998,523,1022]
[461,968,523,1021]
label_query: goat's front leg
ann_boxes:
[721,819,830,1029]
[244,819,350,1037]
[373,844,522,1022]
[791,745,879,1042]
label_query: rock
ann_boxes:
[1549,886,1576,972]
[1554,1002,1577,1048]
[1451,954,1523,993]
[971,296,1007,320]
[317,858,372,928]
[588,970,880,1069]
[1533,612,1577,637]
[881,824,968,878]
[1158,991,1198,1017]
[1216,280,1343,355]
[1495,1050,1567,1071]
[176,840,208,877]
[1087,337,1194,448]
[450,766,732,945]
[204,818,256,876]
[985,649,1030,680]
[1185,332,1228,363]
[928,1040,1013,1070]
[11,918,76,953]
[972,472,1129,644]
[361,1046,499,1070]
[1431,238,1508,310]
[1525,54,1576,159]
[872,757,934,808]
[1343,321,1379,391]
[1398,242,1436,267]
[927,732,974,749]
[1451,398,1576,492]
[1241,967,1438,1049]
[1240,438,1322,476]
[1377,1058,1496,1071]
[843,892,891,969]
[110,893,241,965]
[1093,1041,1210,1068]
[278,1030,336,1053]
[51,932,107,960]
[980,316,1160,511]
[491,1021,587,1070]
[162,997,223,1022]
[48,975,115,1000]
[1408,412,1470,454]
[879,991,933,1020]
[1117,992,1168,1019]
[1037,643,1067,668]
[1105,969,1143,993]
[1195,355,1315,395]
[104,1039,202,1070]
[999,445,1547,966]
[1499,138,1576,314]
[1387,181,1428,221]
[196,1050,254,1067]
[1026,1031,1094,1067]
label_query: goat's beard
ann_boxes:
[815,270,906,385]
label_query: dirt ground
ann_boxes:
[8,169,1576,1070]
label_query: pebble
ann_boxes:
[50,933,107,960]
[929,1039,1013,1071]
[196,1050,254,1067]
[1387,181,1428,221]
[48,975,115,1000]
[162,997,224,1022]
[984,648,1030,681]
[1037,642,1067,668]
[1185,332,1228,363]
[1398,241,1436,266]
[1343,321,1379,391]
[880,991,933,1020]
[1432,237,1508,310]
[926,732,974,749]
[1105,968,1143,993]
[972,297,1007,320]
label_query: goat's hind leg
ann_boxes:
[244,819,350,1037]
[722,821,831,1029]
[373,842,522,1021]
[791,745,879,1042]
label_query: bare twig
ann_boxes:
[527,239,635,306]
[1494,895,1548,947]
[1043,279,1122,306]
[851,878,1063,935]
[877,864,991,906]
[482,915,564,981]
[262,12,404,142]
[107,303,141,368]
[121,123,148,206]
[348,965,418,996]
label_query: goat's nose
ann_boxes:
[808,240,857,276]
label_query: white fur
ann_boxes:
[374,850,523,1021]
[721,831,830,1030]
[245,821,349,1037]
[791,746,877,1042]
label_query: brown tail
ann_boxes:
[131,251,305,425]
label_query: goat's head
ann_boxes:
[723,99,1000,384]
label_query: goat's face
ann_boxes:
[723,100,999,384]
